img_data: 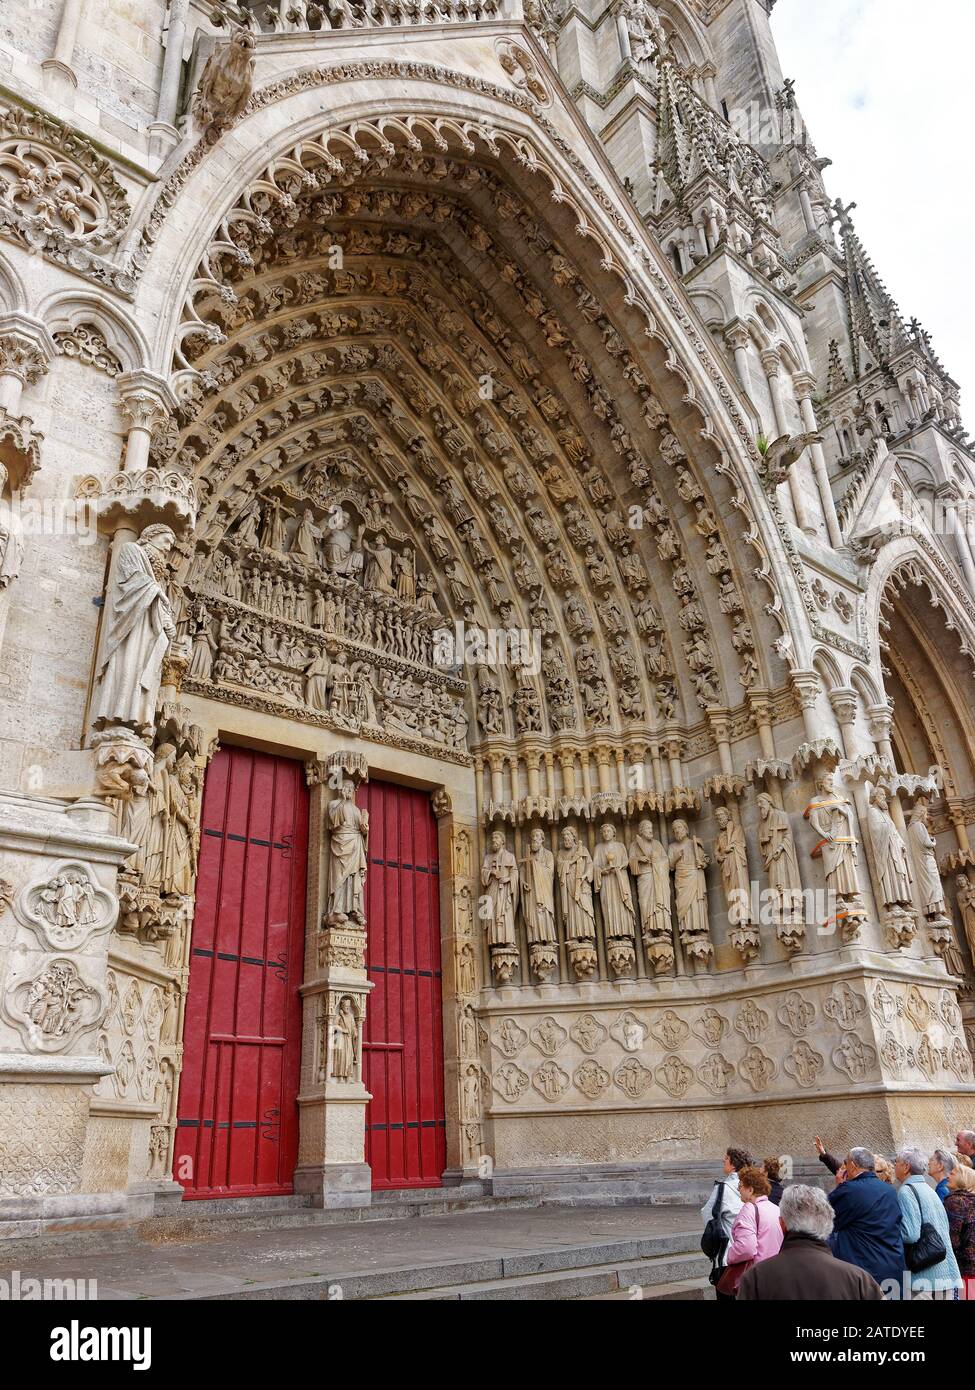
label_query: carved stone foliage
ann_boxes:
[3,957,107,1053]
[14,862,117,951]
[0,104,132,291]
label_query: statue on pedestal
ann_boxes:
[592,822,636,977]
[92,525,177,733]
[866,786,916,948]
[803,771,866,942]
[757,794,804,952]
[668,819,712,969]
[629,819,673,975]
[557,825,597,980]
[520,828,557,982]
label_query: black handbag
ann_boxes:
[701,1178,729,1262]
[903,1183,947,1273]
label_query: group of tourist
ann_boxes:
[700,1131,975,1300]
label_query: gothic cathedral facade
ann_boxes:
[1,0,974,1223]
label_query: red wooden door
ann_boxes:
[360,781,446,1189]
[175,747,308,1199]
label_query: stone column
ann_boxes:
[149,0,192,159]
[867,704,908,835]
[794,371,843,547]
[434,792,483,1185]
[42,0,85,99]
[797,176,818,235]
[614,6,632,61]
[725,326,751,390]
[295,752,373,1207]
[762,349,813,533]
[937,483,975,592]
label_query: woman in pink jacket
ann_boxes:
[719,1165,785,1296]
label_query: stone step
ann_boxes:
[585,1275,716,1302]
[376,1251,711,1301]
[184,1229,704,1301]
[0,1191,541,1262]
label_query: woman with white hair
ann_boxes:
[929,1149,956,1203]
[895,1146,962,1298]
[737,1186,883,1301]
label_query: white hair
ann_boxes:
[896,1146,928,1175]
[779,1184,834,1241]
[932,1149,956,1174]
[847,1147,875,1173]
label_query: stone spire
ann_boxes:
[832,198,912,379]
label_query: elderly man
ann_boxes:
[895,1147,962,1298]
[828,1147,904,1288]
[956,1131,975,1162]
[738,1186,883,1300]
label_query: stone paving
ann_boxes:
[1,1203,703,1300]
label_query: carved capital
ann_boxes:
[793,371,817,401]
[790,669,822,710]
[760,348,783,379]
[828,686,859,727]
[0,331,49,388]
[118,371,177,435]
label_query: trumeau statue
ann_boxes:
[481,831,519,949]
[93,525,177,734]
[326,781,369,925]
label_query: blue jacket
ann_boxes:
[829,1172,905,1287]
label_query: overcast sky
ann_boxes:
[772,0,974,410]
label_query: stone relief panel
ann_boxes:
[2,956,107,1053]
[13,861,118,952]
[478,977,973,1114]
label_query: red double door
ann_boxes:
[176,748,444,1198]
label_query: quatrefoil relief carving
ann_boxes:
[14,860,118,952]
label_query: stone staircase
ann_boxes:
[195,1227,712,1302]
